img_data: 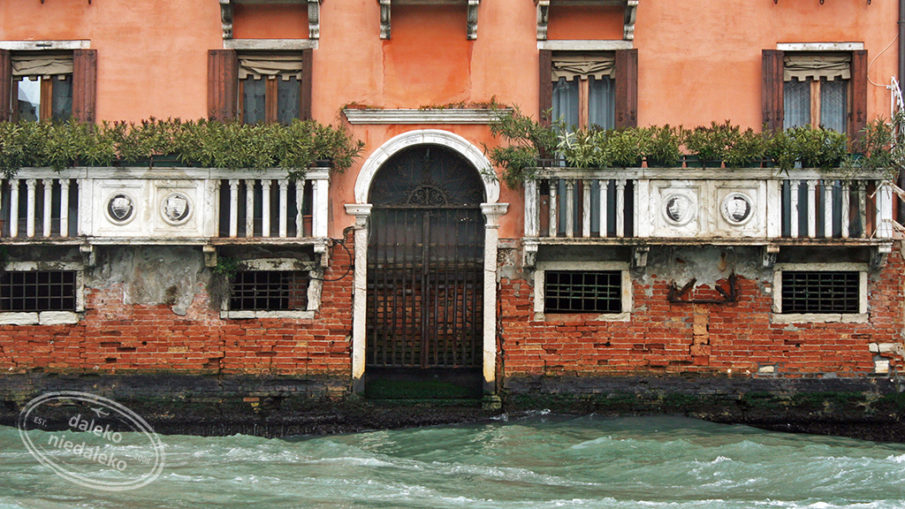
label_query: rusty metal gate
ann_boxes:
[366,145,485,369]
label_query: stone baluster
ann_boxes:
[548,179,557,237]
[598,179,608,238]
[25,179,36,238]
[615,179,626,238]
[278,180,289,238]
[840,181,850,239]
[42,179,53,237]
[261,179,272,238]
[564,180,575,238]
[228,179,239,238]
[806,179,818,239]
[9,180,19,238]
[789,180,800,238]
[245,179,256,237]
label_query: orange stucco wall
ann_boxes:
[1,0,899,238]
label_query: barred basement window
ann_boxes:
[229,270,309,311]
[781,271,859,314]
[544,270,622,313]
[0,271,77,312]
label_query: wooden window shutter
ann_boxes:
[208,49,238,121]
[614,49,638,128]
[539,49,553,126]
[849,49,868,138]
[300,48,313,120]
[72,49,97,123]
[0,50,9,122]
[762,49,784,132]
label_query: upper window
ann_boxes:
[539,48,637,130]
[782,53,849,132]
[207,48,312,123]
[1,47,96,123]
[551,53,615,130]
[762,48,866,135]
[11,53,73,121]
[238,53,303,124]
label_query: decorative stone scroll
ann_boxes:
[378,0,481,40]
[536,0,638,41]
[220,0,322,40]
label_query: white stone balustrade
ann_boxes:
[524,167,893,243]
[0,167,331,245]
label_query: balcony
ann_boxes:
[522,166,894,267]
[0,167,331,263]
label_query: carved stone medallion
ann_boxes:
[721,192,753,225]
[160,192,192,225]
[663,193,694,226]
[106,194,134,224]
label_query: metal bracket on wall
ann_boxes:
[667,272,738,305]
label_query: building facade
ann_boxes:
[1,0,903,417]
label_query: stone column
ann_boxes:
[480,202,508,409]
[345,203,372,394]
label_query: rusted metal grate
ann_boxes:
[229,270,308,311]
[366,145,486,370]
[544,270,622,313]
[0,271,76,312]
[781,271,859,313]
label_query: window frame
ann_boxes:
[220,257,321,319]
[0,261,84,326]
[772,262,868,324]
[762,44,867,136]
[533,261,631,321]
[539,45,637,131]
[781,52,851,132]
[208,47,312,123]
[0,42,96,123]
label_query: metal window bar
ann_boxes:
[0,271,76,312]
[228,270,309,311]
[781,271,859,314]
[544,270,622,313]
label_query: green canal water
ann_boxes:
[3,414,905,508]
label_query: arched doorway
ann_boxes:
[365,144,485,398]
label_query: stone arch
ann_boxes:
[354,129,500,205]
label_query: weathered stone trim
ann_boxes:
[0,40,90,50]
[342,108,510,125]
[777,42,865,52]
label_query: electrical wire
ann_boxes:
[868,31,899,88]
[309,225,354,282]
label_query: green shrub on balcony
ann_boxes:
[0,118,364,178]
[488,109,899,187]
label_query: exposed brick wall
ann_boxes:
[500,249,904,379]
[0,240,354,377]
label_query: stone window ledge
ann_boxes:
[221,310,315,320]
[0,311,81,326]
[771,313,869,324]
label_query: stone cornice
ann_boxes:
[342,108,511,125]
